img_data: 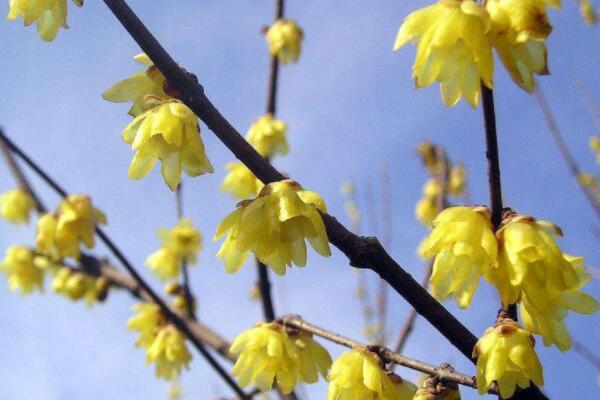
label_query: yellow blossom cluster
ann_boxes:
[7,0,83,41]
[474,318,543,398]
[328,349,417,400]
[394,0,556,107]
[215,180,331,275]
[146,218,202,281]
[52,267,109,305]
[103,54,213,191]
[230,322,332,393]
[36,194,106,261]
[0,188,35,224]
[128,303,192,381]
[266,19,304,64]
[0,245,45,294]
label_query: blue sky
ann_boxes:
[0,1,599,399]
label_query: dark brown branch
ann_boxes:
[535,85,600,221]
[98,2,548,399]
[0,131,248,399]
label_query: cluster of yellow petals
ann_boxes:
[0,245,44,294]
[474,319,543,398]
[328,349,416,400]
[36,195,106,261]
[221,162,264,200]
[128,303,191,380]
[246,114,289,158]
[215,179,331,275]
[230,323,332,393]
[7,0,83,41]
[415,179,442,226]
[448,165,467,196]
[266,19,304,64]
[419,206,497,308]
[102,54,169,117]
[0,188,35,224]
[146,218,202,281]
[52,266,108,305]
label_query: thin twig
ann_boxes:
[571,74,600,132]
[98,3,549,398]
[375,164,391,345]
[535,85,600,221]
[176,184,197,320]
[0,131,249,399]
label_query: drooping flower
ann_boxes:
[0,246,44,294]
[51,267,104,305]
[520,254,599,351]
[419,206,497,308]
[122,99,213,191]
[448,165,467,196]
[394,0,494,107]
[246,114,289,158]
[580,0,599,25]
[230,322,332,393]
[486,0,551,92]
[215,180,331,275]
[266,19,304,64]
[221,162,264,200]
[328,349,415,400]
[56,195,107,254]
[128,303,191,380]
[7,0,82,41]
[473,319,544,398]
[146,247,181,281]
[0,188,35,224]
[102,53,170,116]
[415,196,438,226]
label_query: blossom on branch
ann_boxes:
[266,19,304,64]
[221,162,264,200]
[51,267,108,305]
[0,245,44,294]
[246,114,289,158]
[215,179,331,275]
[7,0,82,41]
[230,322,331,393]
[0,188,35,224]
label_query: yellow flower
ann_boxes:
[590,136,600,152]
[51,267,101,305]
[423,179,442,198]
[486,0,550,92]
[328,349,414,400]
[146,247,181,281]
[580,0,599,25]
[493,216,580,309]
[246,114,289,158]
[160,218,202,263]
[266,19,304,64]
[56,194,107,253]
[102,53,169,117]
[7,0,81,41]
[0,188,35,224]
[231,323,332,393]
[448,165,467,196]
[520,254,599,351]
[215,180,331,275]
[128,303,191,380]
[122,99,213,191]
[0,246,44,294]
[415,196,438,226]
[473,319,544,398]
[419,206,497,308]
[394,0,494,107]
[222,162,264,200]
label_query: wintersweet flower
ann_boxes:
[419,206,497,308]
[56,195,106,254]
[159,218,202,264]
[122,99,213,191]
[580,0,599,25]
[448,165,467,196]
[7,0,81,41]
[416,142,442,175]
[0,188,35,224]
[128,303,191,380]
[230,323,331,393]
[215,180,331,275]
[486,0,550,92]
[266,19,304,64]
[102,53,170,117]
[394,0,494,107]
[520,254,599,351]
[415,196,438,226]
[473,319,544,398]
[328,349,412,400]
[246,114,289,158]
[0,246,44,294]
[51,267,102,305]
[494,215,580,309]
[146,247,181,281]
[221,162,264,200]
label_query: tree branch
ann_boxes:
[176,184,197,320]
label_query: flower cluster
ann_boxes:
[215,179,331,275]
[0,188,35,224]
[328,349,416,400]
[7,0,83,41]
[0,246,44,294]
[35,194,106,261]
[266,19,304,64]
[103,54,213,191]
[230,322,332,393]
[128,303,191,381]
[395,0,556,106]
[52,267,110,305]
[146,218,202,281]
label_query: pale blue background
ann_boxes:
[0,1,598,399]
